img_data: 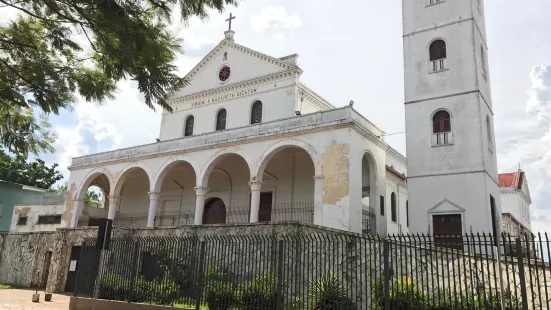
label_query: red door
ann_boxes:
[258,192,273,222]
[203,198,226,224]
[433,214,463,250]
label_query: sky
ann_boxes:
[2,1,551,235]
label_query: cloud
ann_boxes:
[497,64,551,234]
[250,6,302,32]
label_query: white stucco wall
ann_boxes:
[10,204,66,233]
[500,190,531,232]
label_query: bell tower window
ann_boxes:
[432,110,452,145]
[429,40,447,72]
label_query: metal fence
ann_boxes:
[79,202,315,228]
[73,232,551,310]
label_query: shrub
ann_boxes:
[371,276,424,310]
[308,273,356,310]
[204,281,236,310]
[99,274,179,305]
[240,273,279,310]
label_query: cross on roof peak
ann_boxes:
[225,13,236,31]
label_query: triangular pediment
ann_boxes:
[171,37,300,97]
[428,198,466,213]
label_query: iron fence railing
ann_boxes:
[78,202,315,228]
[73,231,551,310]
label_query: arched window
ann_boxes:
[486,115,492,149]
[433,111,451,133]
[429,39,446,71]
[429,40,447,61]
[433,110,451,145]
[251,101,262,124]
[216,109,227,131]
[184,115,194,137]
[391,193,397,223]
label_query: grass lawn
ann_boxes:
[0,283,16,289]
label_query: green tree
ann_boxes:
[0,0,239,157]
[0,149,63,189]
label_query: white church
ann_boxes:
[55,0,531,237]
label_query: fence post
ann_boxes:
[195,241,207,310]
[383,239,390,310]
[516,238,529,310]
[127,240,140,303]
[276,240,284,310]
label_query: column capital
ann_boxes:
[148,191,161,200]
[194,187,209,196]
[249,181,263,191]
[108,196,121,205]
[313,175,324,180]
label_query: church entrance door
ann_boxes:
[258,192,273,222]
[203,198,226,224]
[433,214,463,250]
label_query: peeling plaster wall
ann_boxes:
[10,204,66,233]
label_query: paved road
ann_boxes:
[0,289,70,310]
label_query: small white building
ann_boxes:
[499,169,532,236]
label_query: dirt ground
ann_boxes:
[0,289,70,310]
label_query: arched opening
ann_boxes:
[154,160,197,227]
[432,110,451,145]
[203,198,226,224]
[216,109,227,131]
[202,153,251,224]
[113,167,150,227]
[250,101,262,124]
[76,172,112,227]
[256,146,315,223]
[361,153,377,234]
[429,39,446,71]
[184,115,194,137]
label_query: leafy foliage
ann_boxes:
[239,273,279,310]
[308,273,356,310]
[0,0,239,156]
[371,276,521,310]
[99,274,179,305]
[0,149,63,189]
[203,266,237,310]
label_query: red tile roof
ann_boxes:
[386,165,407,181]
[498,171,524,189]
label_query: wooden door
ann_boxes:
[64,246,81,292]
[433,214,463,250]
[40,251,52,289]
[203,198,226,224]
[258,192,273,222]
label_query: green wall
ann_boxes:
[0,181,55,232]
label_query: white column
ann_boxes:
[147,192,161,228]
[69,199,85,228]
[194,187,209,225]
[107,196,120,220]
[313,175,324,226]
[249,181,262,223]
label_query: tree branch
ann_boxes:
[0,0,54,22]
[0,37,37,50]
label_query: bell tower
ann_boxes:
[402,0,501,234]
